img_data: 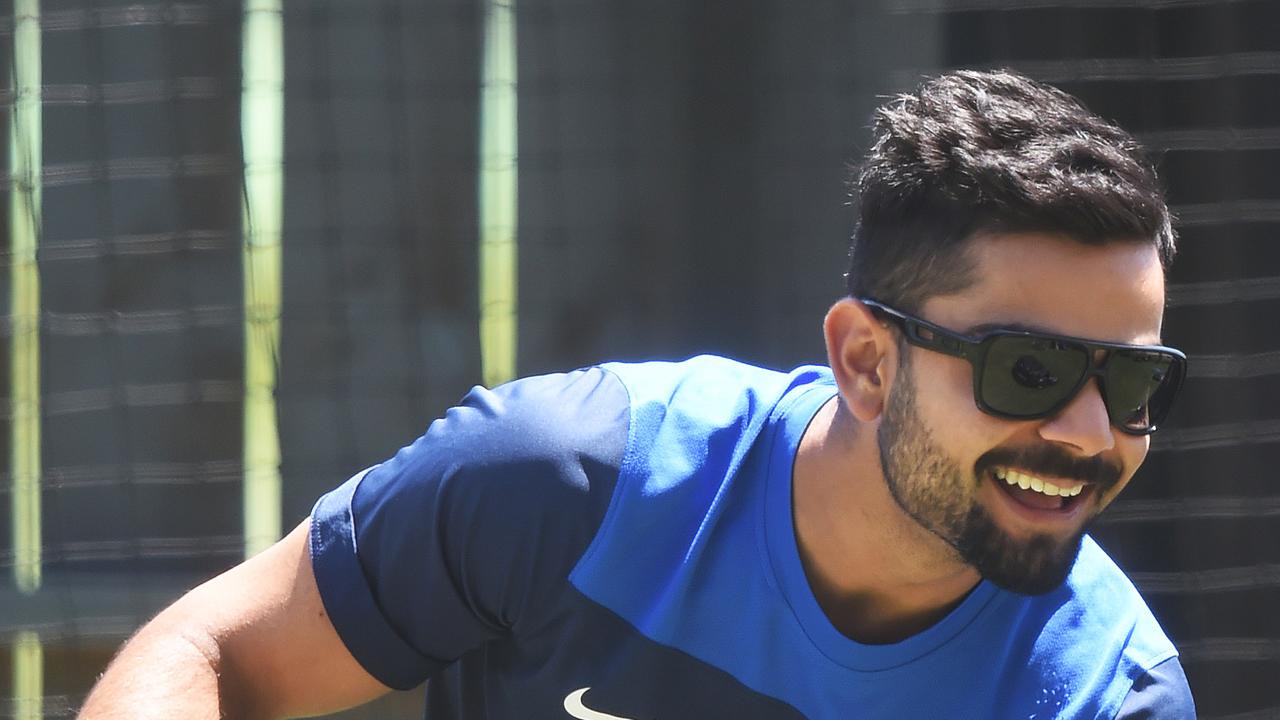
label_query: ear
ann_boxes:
[823,298,899,423]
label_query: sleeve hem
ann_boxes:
[310,468,439,691]
[1114,655,1196,720]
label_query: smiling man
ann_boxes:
[81,71,1193,719]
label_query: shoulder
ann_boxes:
[1068,546,1196,719]
[603,354,802,419]
[418,365,631,470]
[569,359,835,629]
[367,356,800,503]
[602,355,828,477]
[355,365,631,505]
[1007,537,1183,717]
[1062,537,1171,648]
[308,365,635,684]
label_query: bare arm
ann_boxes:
[79,519,391,720]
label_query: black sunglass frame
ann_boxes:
[859,298,1187,435]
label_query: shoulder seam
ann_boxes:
[570,365,635,578]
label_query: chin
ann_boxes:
[955,508,1086,596]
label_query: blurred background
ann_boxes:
[2,0,1278,718]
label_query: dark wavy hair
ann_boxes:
[846,70,1175,312]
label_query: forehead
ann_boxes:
[922,231,1167,345]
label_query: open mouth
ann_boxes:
[988,466,1092,516]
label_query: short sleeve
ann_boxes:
[1115,656,1196,719]
[309,367,628,689]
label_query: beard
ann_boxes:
[875,356,1094,596]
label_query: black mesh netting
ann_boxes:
[1,1,1276,717]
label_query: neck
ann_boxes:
[791,399,981,644]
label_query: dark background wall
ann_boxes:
[1,1,1276,717]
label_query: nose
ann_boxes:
[1037,378,1116,456]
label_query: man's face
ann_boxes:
[875,232,1166,595]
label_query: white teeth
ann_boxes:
[997,468,1084,498]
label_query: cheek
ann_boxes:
[1122,435,1151,469]
[908,351,1010,458]
[912,350,996,436]
[1100,437,1151,506]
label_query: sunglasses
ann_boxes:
[860,298,1187,435]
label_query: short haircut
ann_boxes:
[846,69,1176,312]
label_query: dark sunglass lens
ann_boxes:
[980,336,1089,417]
[1105,351,1183,431]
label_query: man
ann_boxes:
[81,70,1195,718]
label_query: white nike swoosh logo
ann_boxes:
[563,687,636,720]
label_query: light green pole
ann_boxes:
[12,632,43,720]
[10,0,42,599]
[241,0,284,557]
[479,0,518,387]
[9,2,44,716]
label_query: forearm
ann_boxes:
[78,520,390,720]
[78,620,249,720]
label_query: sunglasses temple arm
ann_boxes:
[900,317,980,361]
[859,298,979,361]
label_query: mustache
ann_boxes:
[975,445,1123,490]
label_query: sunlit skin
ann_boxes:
[794,231,1166,644]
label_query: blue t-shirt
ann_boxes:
[310,356,1194,718]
